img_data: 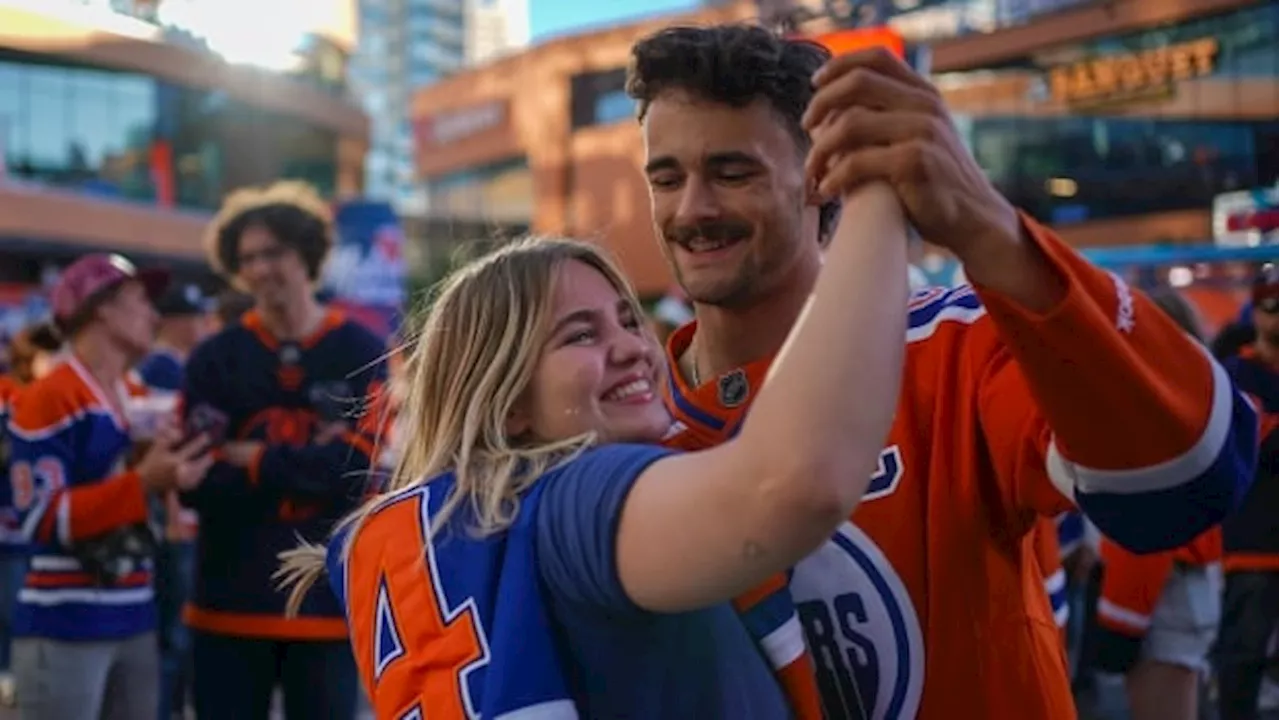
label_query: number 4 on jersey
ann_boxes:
[352,491,490,720]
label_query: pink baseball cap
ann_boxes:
[51,254,170,325]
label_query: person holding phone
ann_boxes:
[4,254,212,720]
[179,181,387,720]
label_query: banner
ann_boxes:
[322,199,407,340]
[1213,187,1279,248]
[0,283,50,343]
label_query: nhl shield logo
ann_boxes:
[278,343,302,365]
[717,369,749,408]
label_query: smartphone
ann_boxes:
[183,404,230,449]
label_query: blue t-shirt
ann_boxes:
[136,350,184,392]
[536,445,790,719]
[330,444,790,718]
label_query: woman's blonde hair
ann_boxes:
[275,236,647,615]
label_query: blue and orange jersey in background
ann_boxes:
[664,215,1258,720]
[1032,517,1069,633]
[3,358,155,641]
[1220,345,1278,573]
[1094,528,1222,672]
[179,308,387,640]
[1056,511,1085,560]
[136,348,199,542]
[0,375,28,551]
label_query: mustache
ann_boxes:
[665,220,753,246]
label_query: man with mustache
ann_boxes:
[630,25,1258,720]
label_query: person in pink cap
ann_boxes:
[3,253,214,720]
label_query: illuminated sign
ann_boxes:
[811,27,906,60]
[1213,187,1279,248]
[1046,37,1218,108]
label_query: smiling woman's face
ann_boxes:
[514,260,672,445]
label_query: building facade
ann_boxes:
[352,0,528,213]
[931,0,1277,247]
[466,0,529,66]
[0,0,369,322]
[410,0,1277,295]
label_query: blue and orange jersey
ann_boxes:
[179,308,387,641]
[663,214,1258,720]
[136,348,199,542]
[1219,345,1278,573]
[0,375,28,550]
[1056,511,1085,560]
[1093,527,1222,673]
[335,445,792,720]
[3,357,156,641]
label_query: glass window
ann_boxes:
[67,70,115,172]
[0,55,341,211]
[964,117,1277,225]
[569,68,629,129]
[593,91,634,126]
[25,65,69,171]
[0,63,25,170]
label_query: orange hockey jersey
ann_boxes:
[1094,529,1221,673]
[663,215,1257,720]
[1032,517,1069,632]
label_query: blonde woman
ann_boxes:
[278,185,908,718]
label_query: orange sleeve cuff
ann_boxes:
[65,470,149,542]
[969,212,1094,326]
[970,212,1214,470]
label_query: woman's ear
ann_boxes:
[505,400,531,438]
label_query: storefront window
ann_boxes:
[0,57,159,202]
[570,68,631,129]
[167,85,339,209]
[938,4,1278,227]
[0,52,342,212]
[968,117,1278,225]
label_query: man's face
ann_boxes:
[97,281,159,360]
[1253,293,1278,358]
[234,224,313,311]
[642,91,819,308]
[162,314,216,349]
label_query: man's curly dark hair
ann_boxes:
[626,24,841,242]
[204,181,334,281]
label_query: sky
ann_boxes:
[530,0,699,43]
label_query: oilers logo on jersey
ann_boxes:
[791,520,925,720]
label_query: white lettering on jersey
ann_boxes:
[1110,272,1135,334]
[791,522,924,720]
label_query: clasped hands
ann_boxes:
[802,47,1021,267]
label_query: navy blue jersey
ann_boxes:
[1220,347,1277,564]
[331,444,790,719]
[180,308,387,640]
